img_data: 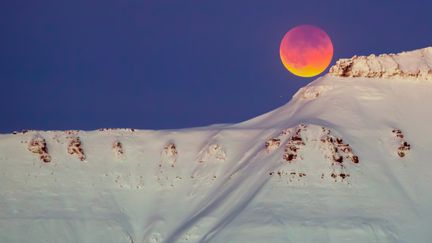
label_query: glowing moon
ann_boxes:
[280,25,333,77]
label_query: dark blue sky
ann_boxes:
[1,0,431,132]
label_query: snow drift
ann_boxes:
[1,47,432,243]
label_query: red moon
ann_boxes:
[280,25,333,77]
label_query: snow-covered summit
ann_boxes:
[329,47,432,79]
[1,47,432,243]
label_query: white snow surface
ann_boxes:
[1,47,432,243]
[329,46,432,79]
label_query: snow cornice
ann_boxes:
[329,47,432,80]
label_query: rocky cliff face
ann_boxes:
[329,47,432,79]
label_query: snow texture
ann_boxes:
[329,47,432,80]
[1,47,432,243]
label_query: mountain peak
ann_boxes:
[329,46,432,80]
[2,46,432,242]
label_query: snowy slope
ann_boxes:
[1,47,432,243]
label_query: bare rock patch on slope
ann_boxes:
[28,135,51,163]
[266,124,360,183]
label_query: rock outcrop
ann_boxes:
[265,124,360,182]
[67,137,86,161]
[283,124,307,162]
[28,136,51,163]
[98,128,135,132]
[329,47,432,79]
[113,141,124,156]
[162,143,178,167]
[320,127,359,164]
[265,138,281,153]
[320,127,359,181]
[198,144,226,163]
[392,129,411,157]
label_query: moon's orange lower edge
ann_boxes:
[280,25,333,77]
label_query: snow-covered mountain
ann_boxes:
[1,47,432,243]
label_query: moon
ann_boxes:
[280,25,333,77]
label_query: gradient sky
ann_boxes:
[1,0,431,132]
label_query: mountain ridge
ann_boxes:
[1,47,432,243]
[329,46,432,79]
